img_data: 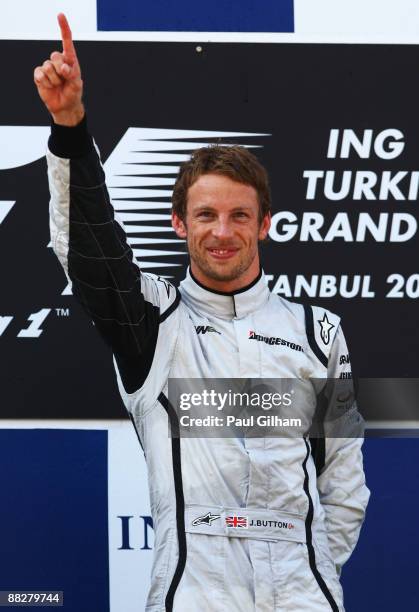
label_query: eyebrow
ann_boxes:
[193,204,254,212]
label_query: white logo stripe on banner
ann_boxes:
[0,201,15,225]
[0,126,49,169]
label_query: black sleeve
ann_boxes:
[47,118,179,393]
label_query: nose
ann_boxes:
[212,216,234,240]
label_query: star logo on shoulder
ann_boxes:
[317,313,335,345]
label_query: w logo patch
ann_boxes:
[195,325,221,335]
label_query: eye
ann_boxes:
[233,211,249,219]
[197,211,214,219]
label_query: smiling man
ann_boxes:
[172,148,271,290]
[34,13,369,612]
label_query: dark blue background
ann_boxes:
[0,430,109,612]
[97,0,294,32]
[342,438,419,610]
[0,430,416,610]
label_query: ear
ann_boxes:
[258,212,271,241]
[172,211,187,239]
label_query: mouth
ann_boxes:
[207,248,239,260]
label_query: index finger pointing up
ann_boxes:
[57,13,76,62]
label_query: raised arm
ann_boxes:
[34,14,179,395]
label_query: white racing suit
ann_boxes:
[47,118,370,612]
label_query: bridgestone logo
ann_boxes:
[248,330,303,352]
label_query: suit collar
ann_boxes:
[179,267,270,319]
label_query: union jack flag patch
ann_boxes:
[225,516,248,528]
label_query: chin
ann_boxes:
[190,248,257,284]
[202,261,249,283]
[207,271,239,282]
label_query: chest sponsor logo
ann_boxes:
[192,512,221,526]
[225,516,248,528]
[317,313,335,345]
[248,330,303,352]
[195,325,221,335]
[339,353,350,365]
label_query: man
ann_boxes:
[34,14,369,612]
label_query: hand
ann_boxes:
[34,13,84,126]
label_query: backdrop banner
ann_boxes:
[1,41,418,418]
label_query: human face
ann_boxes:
[172,173,271,292]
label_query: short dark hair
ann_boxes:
[172,144,271,223]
